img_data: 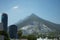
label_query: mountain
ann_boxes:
[16,14,60,35]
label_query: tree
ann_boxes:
[27,35,37,40]
[0,31,10,40]
[37,33,46,38]
[47,32,56,39]
[17,30,22,38]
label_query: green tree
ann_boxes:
[17,30,22,38]
[37,33,46,38]
[27,35,37,40]
[0,31,10,40]
[47,32,56,39]
[21,35,28,39]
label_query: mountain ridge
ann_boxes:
[16,14,60,35]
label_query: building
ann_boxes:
[0,23,4,40]
[0,23,3,31]
[0,35,4,40]
[1,13,8,32]
[0,13,9,40]
[9,25,18,39]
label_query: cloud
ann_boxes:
[12,6,19,9]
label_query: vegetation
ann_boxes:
[21,35,28,39]
[17,30,22,38]
[18,30,37,40]
[0,31,10,40]
[37,32,60,39]
[17,30,60,40]
[27,35,37,40]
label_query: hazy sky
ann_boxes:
[0,0,60,26]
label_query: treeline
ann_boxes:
[18,30,60,40]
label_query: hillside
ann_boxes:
[16,14,60,35]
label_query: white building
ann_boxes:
[37,37,58,40]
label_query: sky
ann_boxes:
[0,0,60,26]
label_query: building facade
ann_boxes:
[9,25,18,39]
[0,23,3,31]
[1,13,8,32]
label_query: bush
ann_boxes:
[17,30,22,38]
[0,31,10,40]
[27,35,37,40]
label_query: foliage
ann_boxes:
[27,35,37,40]
[47,32,57,39]
[37,33,46,38]
[21,35,28,39]
[17,30,22,38]
[0,31,10,40]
